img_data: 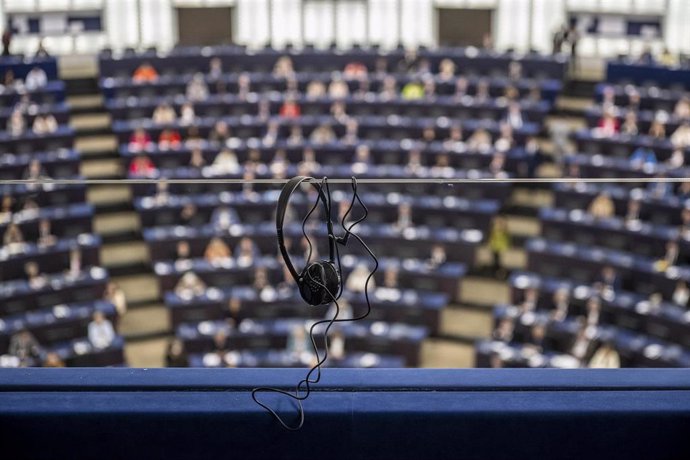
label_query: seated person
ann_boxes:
[629,143,657,170]
[104,281,128,317]
[346,264,375,293]
[9,328,42,364]
[25,261,46,289]
[493,317,514,342]
[671,121,690,149]
[438,58,455,80]
[594,109,619,137]
[674,97,690,119]
[88,311,115,350]
[647,174,673,198]
[286,325,310,356]
[672,280,690,307]
[184,126,203,147]
[175,240,191,262]
[35,39,50,58]
[129,154,157,177]
[7,109,25,136]
[209,120,231,144]
[237,72,251,100]
[310,123,336,144]
[504,102,524,130]
[467,128,492,152]
[588,342,620,368]
[453,77,469,99]
[597,265,621,292]
[379,75,397,100]
[3,222,24,252]
[166,339,189,367]
[299,147,320,175]
[273,56,295,78]
[269,149,288,178]
[667,148,686,169]
[37,218,56,247]
[569,319,595,364]
[174,271,207,298]
[209,149,240,174]
[551,287,570,322]
[279,96,301,118]
[31,114,58,135]
[287,125,303,145]
[152,103,177,124]
[620,110,639,135]
[306,80,326,99]
[328,77,349,99]
[204,237,232,263]
[189,148,206,168]
[128,128,153,151]
[427,244,447,268]
[208,57,223,79]
[443,123,464,149]
[235,237,259,266]
[393,202,413,231]
[508,61,523,80]
[24,66,47,91]
[186,73,209,101]
[648,119,667,140]
[343,61,368,79]
[588,192,615,219]
[23,159,49,181]
[158,128,182,149]
[43,352,65,368]
[132,62,159,83]
[475,79,490,103]
[382,266,400,289]
[179,102,196,126]
[401,80,424,100]
[658,47,678,67]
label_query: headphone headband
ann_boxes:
[276,176,335,282]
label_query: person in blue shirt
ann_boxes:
[629,144,657,170]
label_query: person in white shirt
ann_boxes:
[588,342,620,368]
[25,66,47,91]
[671,122,690,149]
[88,311,115,349]
[186,73,209,102]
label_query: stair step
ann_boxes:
[81,157,122,179]
[119,304,170,338]
[94,211,140,236]
[71,113,111,131]
[420,339,474,368]
[101,240,148,267]
[124,337,169,367]
[75,135,118,153]
[112,273,160,304]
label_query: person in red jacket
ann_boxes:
[129,154,157,177]
[158,128,182,149]
[128,128,153,151]
[279,96,301,118]
[595,110,620,137]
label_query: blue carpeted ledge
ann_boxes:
[1,368,690,459]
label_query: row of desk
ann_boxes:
[526,237,690,299]
[106,93,551,125]
[509,271,690,348]
[166,283,448,336]
[539,207,688,261]
[99,46,567,80]
[553,182,686,226]
[0,300,117,355]
[0,202,94,240]
[574,129,688,161]
[135,190,498,236]
[178,317,426,366]
[114,114,540,145]
[155,255,464,303]
[0,125,74,154]
[0,148,80,180]
[144,221,481,266]
[0,80,65,106]
[594,82,685,112]
[606,61,690,90]
[102,72,561,103]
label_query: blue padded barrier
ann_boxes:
[1,368,689,459]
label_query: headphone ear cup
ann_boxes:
[298,261,340,306]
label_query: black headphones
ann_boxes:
[276,176,341,306]
[253,175,377,431]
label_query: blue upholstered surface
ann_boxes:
[1,369,690,459]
